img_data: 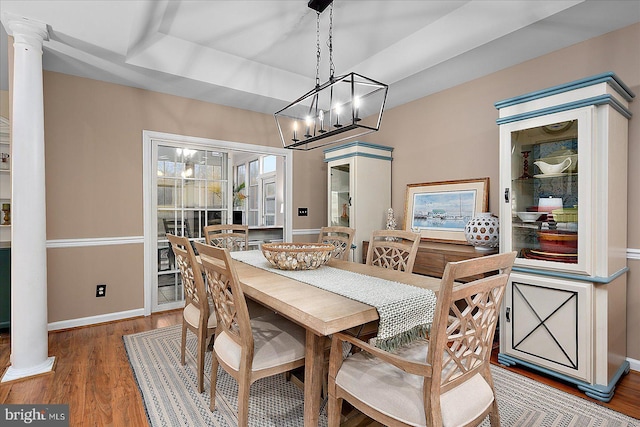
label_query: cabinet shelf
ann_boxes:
[512,173,577,183]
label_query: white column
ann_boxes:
[1,14,54,382]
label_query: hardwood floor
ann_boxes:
[1,310,638,426]
[0,310,182,426]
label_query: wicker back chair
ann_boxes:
[203,224,249,252]
[195,242,306,426]
[328,252,517,427]
[365,229,421,273]
[318,226,355,261]
[166,233,216,393]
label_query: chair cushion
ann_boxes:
[183,303,216,329]
[335,340,494,427]
[214,312,306,372]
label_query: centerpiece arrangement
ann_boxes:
[261,242,334,270]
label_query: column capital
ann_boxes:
[2,12,49,50]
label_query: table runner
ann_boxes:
[230,250,437,352]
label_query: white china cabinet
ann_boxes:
[324,142,392,262]
[496,72,634,402]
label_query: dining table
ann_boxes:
[225,255,442,427]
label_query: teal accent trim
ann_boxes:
[511,266,628,284]
[497,353,630,403]
[324,151,393,163]
[495,72,635,110]
[497,94,632,125]
[323,140,394,154]
[577,362,630,402]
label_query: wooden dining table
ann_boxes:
[229,256,442,427]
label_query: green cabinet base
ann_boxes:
[0,246,10,329]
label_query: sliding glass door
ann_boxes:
[145,132,292,313]
[156,145,230,307]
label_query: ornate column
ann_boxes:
[1,14,54,382]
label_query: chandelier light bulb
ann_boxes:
[354,96,361,122]
[292,121,299,142]
[318,110,326,133]
[304,116,313,138]
[334,104,342,128]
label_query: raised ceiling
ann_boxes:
[1,1,639,114]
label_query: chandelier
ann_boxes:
[274,0,388,150]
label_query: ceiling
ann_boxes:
[1,1,639,115]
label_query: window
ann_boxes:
[263,155,276,173]
[248,159,259,226]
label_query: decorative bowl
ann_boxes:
[537,230,578,254]
[261,242,334,270]
[517,212,542,222]
[551,207,578,222]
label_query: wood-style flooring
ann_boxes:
[1,310,638,426]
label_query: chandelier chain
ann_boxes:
[315,11,321,88]
[328,3,335,80]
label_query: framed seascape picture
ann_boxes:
[403,178,489,244]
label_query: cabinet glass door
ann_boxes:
[329,163,351,227]
[502,108,591,274]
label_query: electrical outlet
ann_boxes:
[96,284,106,297]
[298,207,308,216]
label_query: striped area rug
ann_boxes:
[124,325,638,427]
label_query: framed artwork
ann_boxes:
[403,178,489,244]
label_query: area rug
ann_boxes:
[124,325,638,427]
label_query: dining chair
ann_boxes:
[366,229,421,273]
[318,226,355,261]
[197,244,306,426]
[194,241,273,319]
[166,233,216,393]
[203,224,249,252]
[327,251,517,427]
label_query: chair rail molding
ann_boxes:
[46,236,144,248]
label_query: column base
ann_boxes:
[1,356,55,383]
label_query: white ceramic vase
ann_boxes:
[464,213,499,250]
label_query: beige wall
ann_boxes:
[4,23,639,358]
[0,91,8,117]
[37,72,326,322]
[364,23,640,360]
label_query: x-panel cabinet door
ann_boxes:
[501,272,592,382]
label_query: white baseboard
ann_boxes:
[47,308,145,331]
[627,356,640,372]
